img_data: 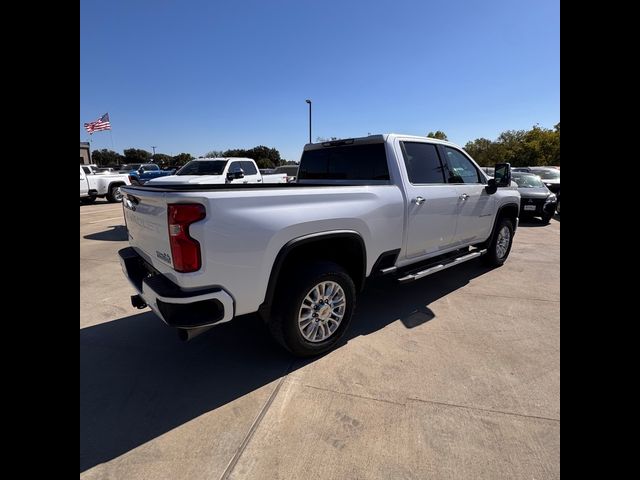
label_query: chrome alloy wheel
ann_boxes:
[298,281,346,343]
[114,187,123,201]
[496,225,511,259]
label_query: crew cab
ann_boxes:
[80,166,131,203]
[146,157,287,185]
[119,134,520,356]
[126,163,176,185]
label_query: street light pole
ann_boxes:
[151,146,157,156]
[305,99,312,144]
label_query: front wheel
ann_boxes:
[269,261,356,357]
[541,212,553,224]
[106,185,123,203]
[483,217,514,267]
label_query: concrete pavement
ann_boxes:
[81,199,559,479]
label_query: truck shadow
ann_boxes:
[83,225,128,242]
[80,261,492,472]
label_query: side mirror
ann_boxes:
[227,169,245,180]
[493,163,511,187]
[485,178,498,194]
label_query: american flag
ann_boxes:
[84,113,111,134]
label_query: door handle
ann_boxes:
[459,193,469,200]
[413,196,426,205]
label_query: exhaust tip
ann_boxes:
[131,295,147,309]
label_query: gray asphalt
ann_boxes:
[81,199,560,479]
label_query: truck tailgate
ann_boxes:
[122,188,175,271]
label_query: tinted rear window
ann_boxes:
[298,143,389,181]
[400,142,445,184]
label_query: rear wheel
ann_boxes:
[106,184,123,203]
[269,261,356,357]
[483,217,514,267]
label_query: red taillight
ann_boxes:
[167,204,206,273]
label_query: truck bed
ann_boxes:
[123,182,377,192]
[119,182,405,315]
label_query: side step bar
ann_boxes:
[397,249,487,284]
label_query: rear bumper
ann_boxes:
[118,247,235,328]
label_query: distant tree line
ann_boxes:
[205,146,283,169]
[205,145,298,168]
[90,123,559,171]
[91,148,194,168]
[463,123,560,167]
[91,145,296,169]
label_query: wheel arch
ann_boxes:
[258,230,366,321]
[480,202,519,247]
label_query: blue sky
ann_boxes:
[80,0,559,161]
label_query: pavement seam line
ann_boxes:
[458,291,560,303]
[219,362,293,480]
[406,397,560,422]
[87,217,124,224]
[303,383,406,406]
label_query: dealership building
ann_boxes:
[80,142,91,164]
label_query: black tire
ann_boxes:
[269,261,356,357]
[483,217,515,267]
[541,212,553,224]
[106,184,123,203]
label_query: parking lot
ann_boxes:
[80,200,559,479]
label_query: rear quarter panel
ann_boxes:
[164,185,404,315]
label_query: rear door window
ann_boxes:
[400,142,446,184]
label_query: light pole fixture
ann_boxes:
[305,99,312,144]
[151,146,157,156]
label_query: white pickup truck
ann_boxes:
[119,134,520,356]
[146,157,287,185]
[80,166,131,203]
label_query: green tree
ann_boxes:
[91,149,124,166]
[222,148,248,158]
[464,138,496,166]
[462,122,560,167]
[172,153,194,166]
[204,150,225,158]
[427,131,448,141]
[222,145,283,169]
[123,148,152,163]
